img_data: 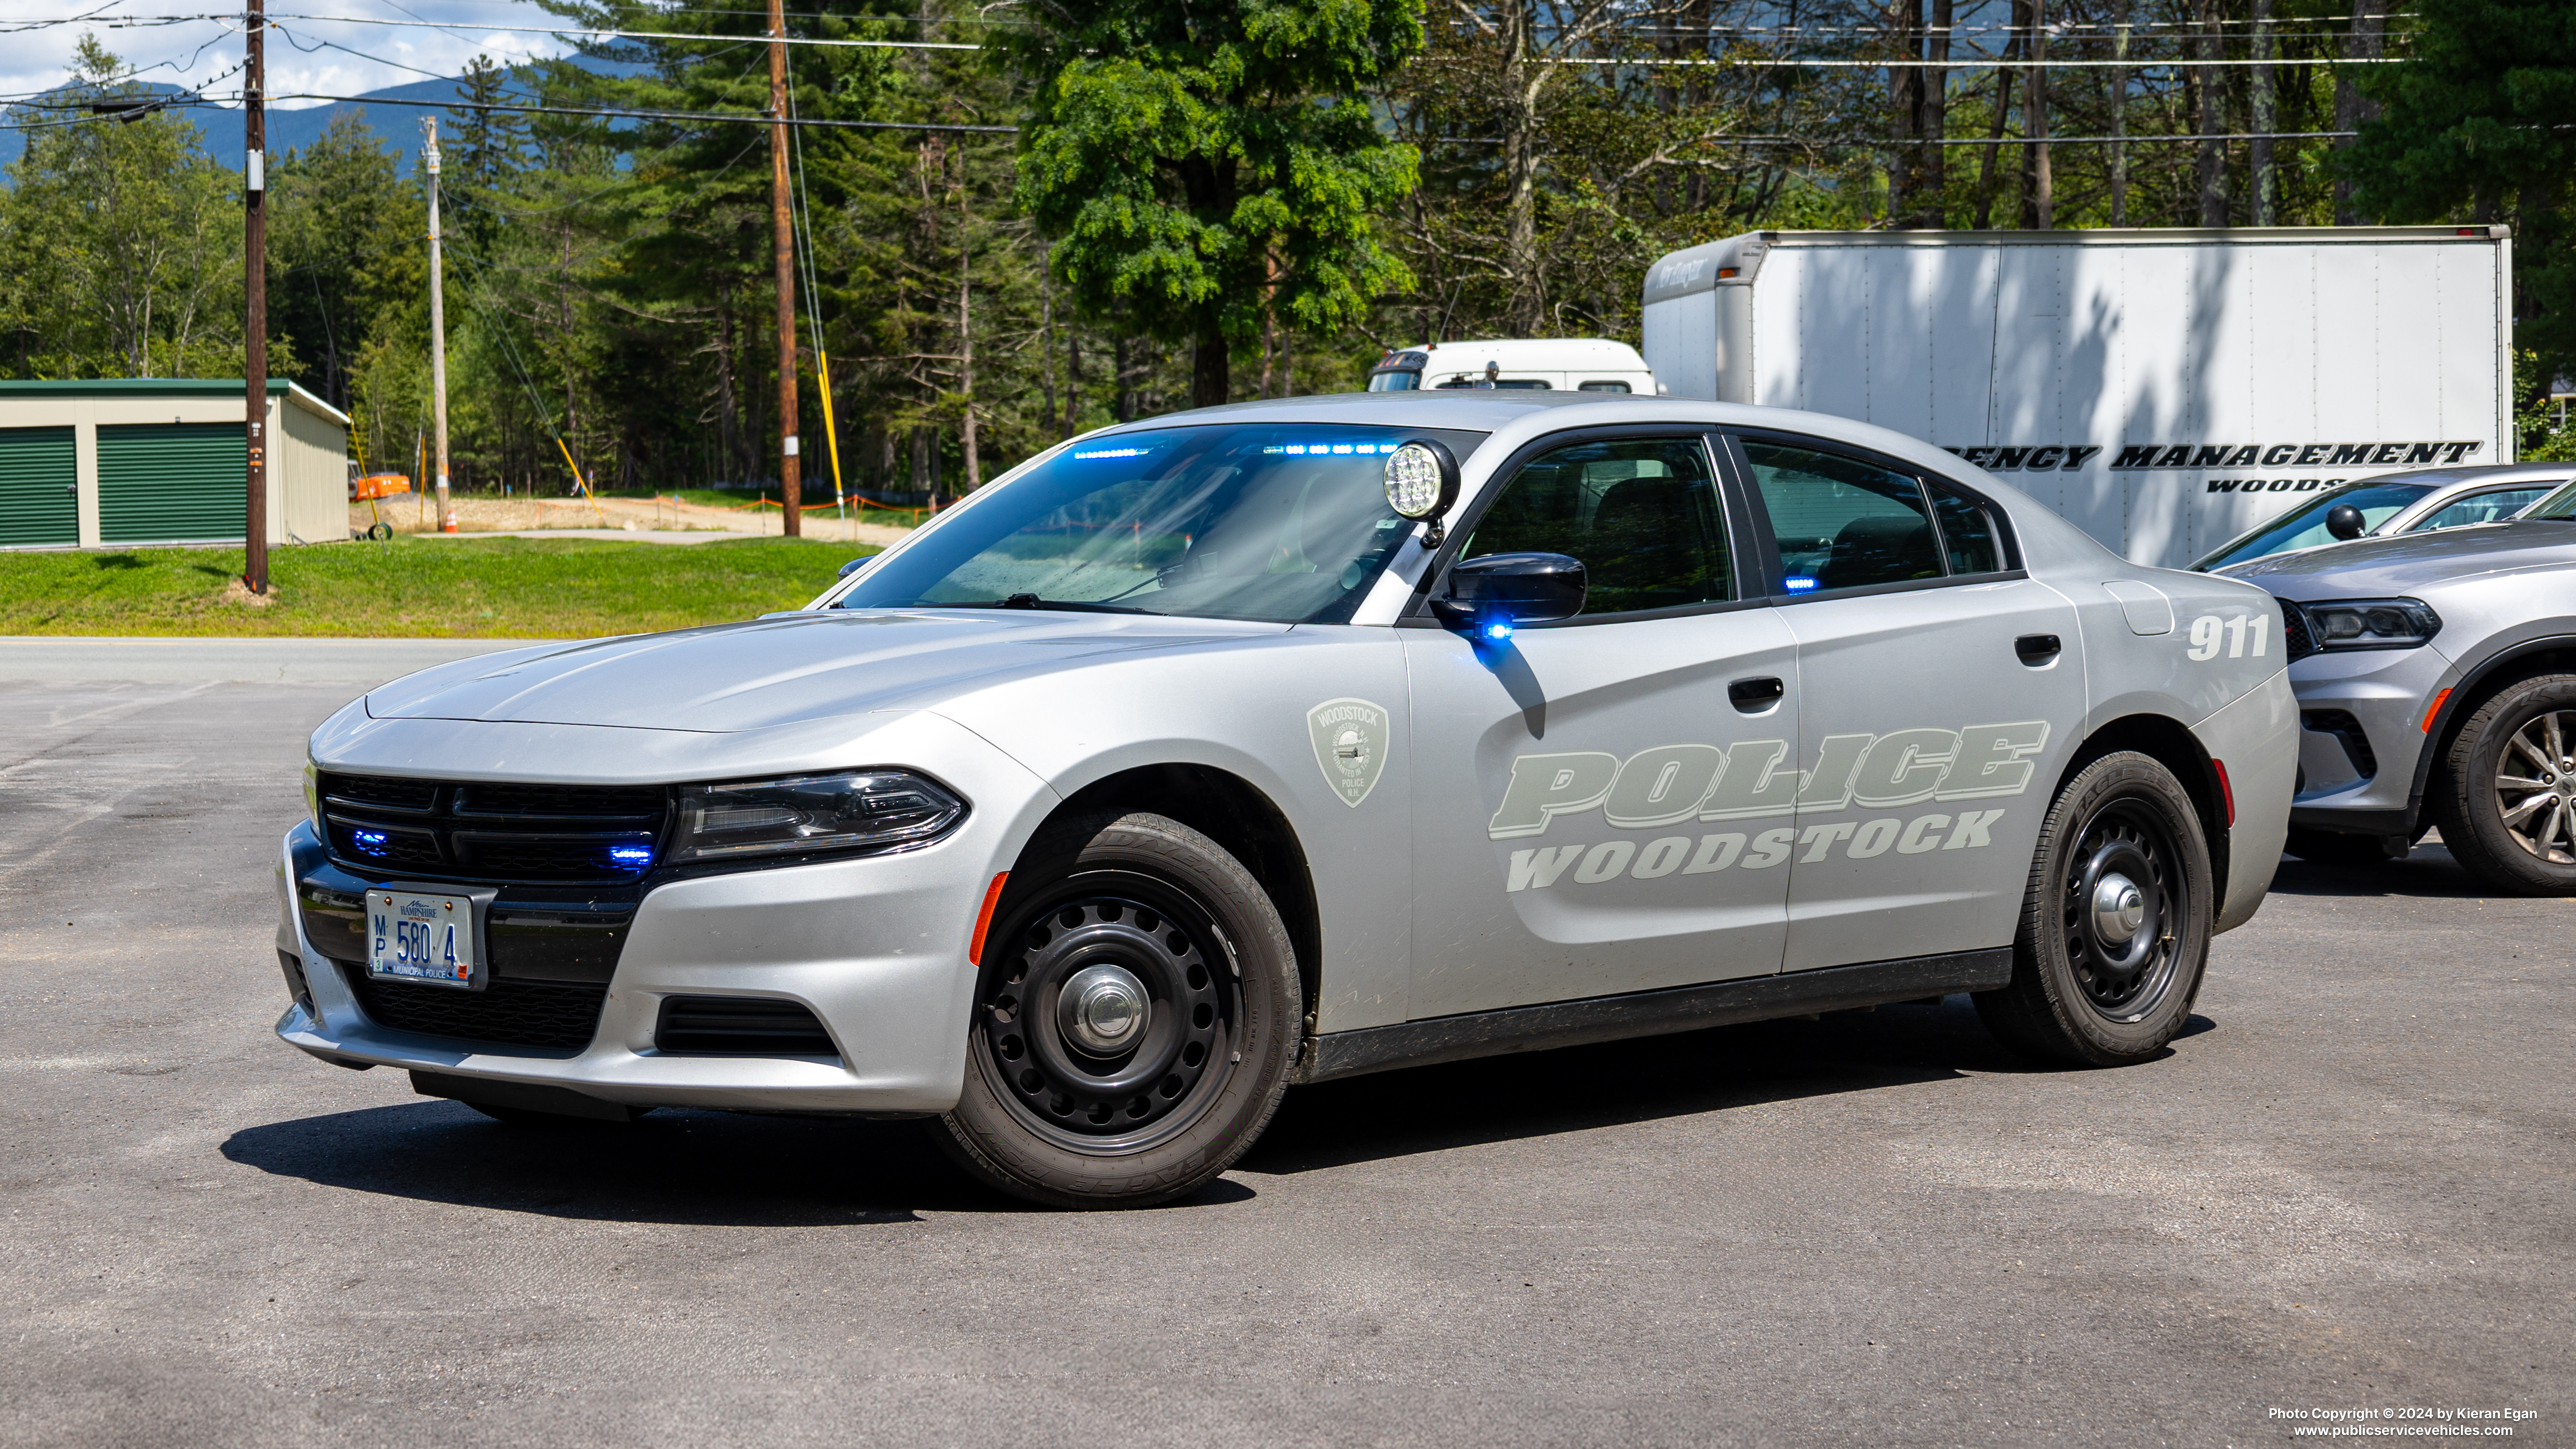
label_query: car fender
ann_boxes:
[928,626,1415,1034]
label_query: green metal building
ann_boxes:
[0,379,351,550]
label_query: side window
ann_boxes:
[1742,440,1942,592]
[1457,436,1733,615]
[1927,477,2006,574]
[2411,486,2553,532]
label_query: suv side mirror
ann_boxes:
[2325,503,2367,541]
[1430,552,1587,639]
[838,556,873,578]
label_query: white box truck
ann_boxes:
[1639,226,2514,568]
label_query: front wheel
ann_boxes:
[2429,674,2576,896]
[932,811,1301,1209]
[1975,750,2215,1067]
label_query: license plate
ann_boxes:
[367,890,478,989]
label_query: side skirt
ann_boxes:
[1295,948,2014,1085]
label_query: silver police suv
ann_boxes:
[2218,479,2576,892]
[278,393,2294,1208]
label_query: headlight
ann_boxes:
[2296,597,2442,650]
[671,771,965,862]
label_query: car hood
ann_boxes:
[363,610,1287,732]
[2217,520,2576,601]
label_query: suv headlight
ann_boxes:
[2295,597,2442,650]
[671,771,965,861]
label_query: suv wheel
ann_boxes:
[1975,751,2214,1067]
[933,811,1301,1209]
[2431,673,2576,896]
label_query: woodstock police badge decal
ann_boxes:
[1307,699,1390,808]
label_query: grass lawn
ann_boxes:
[590,486,934,525]
[0,535,875,638]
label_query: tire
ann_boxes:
[932,811,1301,1209]
[2284,826,2406,866]
[1974,751,2216,1067]
[2429,673,2576,896]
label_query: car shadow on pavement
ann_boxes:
[2264,842,2501,900]
[219,1096,1082,1223]
[1240,995,2101,1176]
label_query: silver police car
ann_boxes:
[276,394,2295,1208]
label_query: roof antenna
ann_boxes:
[1430,278,1463,349]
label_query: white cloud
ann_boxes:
[1,0,578,111]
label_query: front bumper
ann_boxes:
[2279,642,2454,836]
[273,821,984,1115]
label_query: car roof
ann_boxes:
[2359,463,2576,492]
[1377,338,1652,370]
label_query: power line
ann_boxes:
[250,89,1018,131]
[1518,53,2407,68]
[258,14,978,50]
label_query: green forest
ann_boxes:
[2,0,2570,499]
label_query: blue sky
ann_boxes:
[4,0,577,116]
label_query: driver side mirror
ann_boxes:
[2325,503,2367,541]
[1431,552,1587,639]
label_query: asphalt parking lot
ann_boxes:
[2,659,2568,1448]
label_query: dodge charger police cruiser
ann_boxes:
[275,393,2297,1208]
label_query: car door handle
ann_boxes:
[1728,676,1785,712]
[2015,633,2062,665]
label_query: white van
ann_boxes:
[1365,338,1661,395]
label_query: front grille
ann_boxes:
[2301,707,2379,781]
[456,782,668,818]
[656,996,838,1057]
[319,772,669,883]
[2278,598,2318,661]
[338,960,609,1051]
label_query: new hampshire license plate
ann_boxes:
[367,890,478,989]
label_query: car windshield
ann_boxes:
[833,423,1485,624]
[2517,479,2576,521]
[2193,481,2436,570]
[2408,484,2557,532]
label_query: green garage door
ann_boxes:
[0,426,78,548]
[98,422,246,543]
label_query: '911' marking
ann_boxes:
[2187,612,2268,661]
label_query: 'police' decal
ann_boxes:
[1307,698,1391,809]
[1488,721,2050,839]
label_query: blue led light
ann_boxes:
[608,845,654,868]
[1071,446,1147,460]
[1783,576,1820,592]
[353,829,388,856]
[1260,441,1400,457]
[1482,620,1515,642]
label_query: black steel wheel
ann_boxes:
[933,811,1300,1208]
[1976,750,2214,1066]
[979,888,1236,1151]
[2057,800,2183,1023]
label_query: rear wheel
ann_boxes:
[1975,751,2214,1067]
[2430,673,2576,896]
[932,811,1301,1209]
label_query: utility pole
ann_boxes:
[767,0,801,536]
[424,118,456,532]
[243,0,268,593]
